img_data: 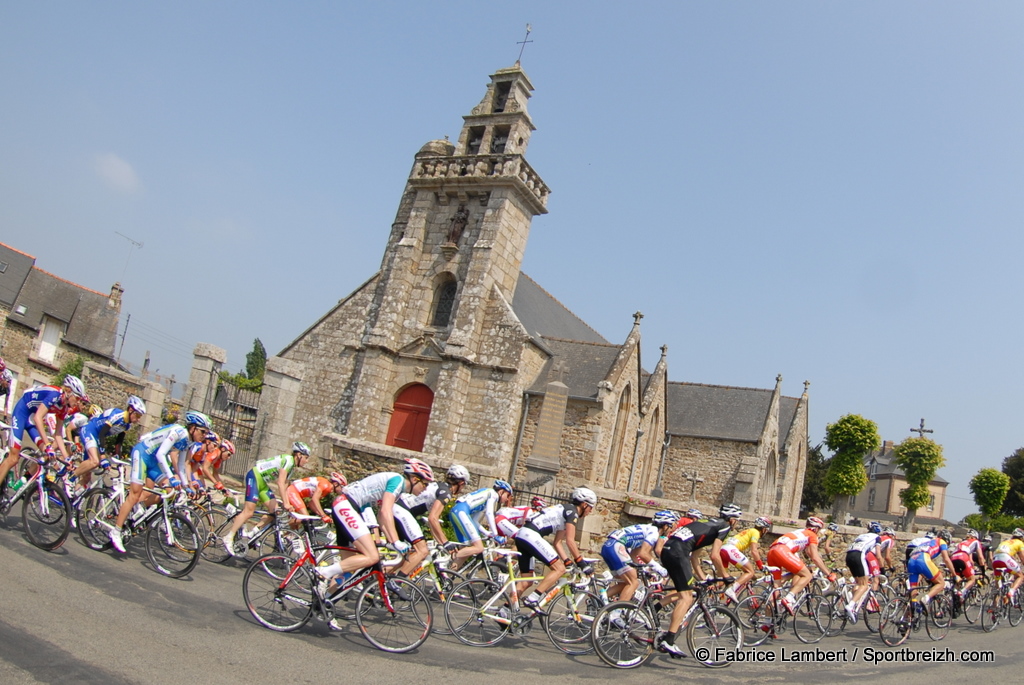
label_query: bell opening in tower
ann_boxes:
[492,81,512,113]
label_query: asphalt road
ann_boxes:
[1,517,1021,685]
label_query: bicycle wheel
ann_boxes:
[199,505,233,563]
[243,553,314,631]
[735,593,776,647]
[862,592,884,634]
[980,591,1002,633]
[355,576,432,653]
[792,593,831,644]
[879,598,912,646]
[925,596,950,641]
[145,512,200,578]
[1009,593,1024,627]
[413,567,464,636]
[962,586,982,624]
[822,592,846,637]
[686,604,743,668]
[22,480,71,551]
[76,487,116,551]
[444,578,510,647]
[544,588,601,655]
[591,601,656,669]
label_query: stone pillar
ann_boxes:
[256,356,305,464]
[185,343,227,414]
[523,380,568,493]
[139,381,167,434]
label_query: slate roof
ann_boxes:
[665,382,773,442]
[0,243,36,308]
[7,267,119,359]
[865,444,949,486]
[526,338,622,399]
[511,273,608,344]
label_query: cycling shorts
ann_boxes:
[331,495,370,545]
[601,538,633,577]
[9,406,44,451]
[80,423,103,453]
[660,537,695,591]
[244,470,272,504]
[449,501,483,544]
[950,554,975,579]
[129,444,164,485]
[846,549,880,578]
[767,545,806,581]
[393,503,425,544]
[514,526,558,574]
[285,486,310,515]
[720,545,749,568]
[908,553,940,585]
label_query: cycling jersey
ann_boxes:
[526,503,578,536]
[253,454,296,482]
[343,472,406,510]
[603,524,660,576]
[908,539,947,584]
[995,539,1024,557]
[398,481,439,517]
[911,539,947,561]
[80,407,133,452]
[847,533,881,553]
[9,385,71,449]
[130,424,190,485]
[290,476,333,501]
[449,487,501,543]
[723,528,761,553]
[952,538,980,559]
[662,518,732,591]
[494,505,533,537]
[772,529,819,553]
[993,539,1024,574]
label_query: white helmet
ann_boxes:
[571,487,597,506]
[447,464,470,482]
[126,395,147,414]
[63,374,87,398]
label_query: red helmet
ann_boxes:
[403,458,435,482]
[0,357,6,373]
[329,471,347,487]
[531,496,547,510]
[220,439,236,455]
[806,516,825,531]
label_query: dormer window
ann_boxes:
[867,459,878,480]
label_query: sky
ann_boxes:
[2,2,1022,523]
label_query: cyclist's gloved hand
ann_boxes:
[169,477,182,488]
[390,540,411,555]
[579,562,595,576]
[827,572,837,583]
[494,536,507,545]
[756,559,764,570]
[442,541,459,553]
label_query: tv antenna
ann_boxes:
[115,231,143,282]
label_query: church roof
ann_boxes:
[665,382,774,442]
[511,273,608,344]
[526,338,622,399]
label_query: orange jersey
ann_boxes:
[772,529,819,553]
[289,476,333,502]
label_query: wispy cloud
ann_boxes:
[95,152,141,193]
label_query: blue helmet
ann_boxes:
[868,521,882,534]
[184,411,212,430]
[493,480,513,495]
[651,510,679,527]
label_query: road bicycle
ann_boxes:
[401,543,465,636]
[823,576,886,635]
[589,574,744,669]
[205,490,302,563]
[443,548,603,652]
[77,478,201,578]
[242,513,432,653]
[878,587,952,645]
[734,578,832,646]
[979,569,1024,632]
[0,447,72,550]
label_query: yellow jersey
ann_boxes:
[995,539,1024,557]
[724,528,761,553]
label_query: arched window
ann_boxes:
[385,384,434,452]
[640,409,660,493]
[431,277,458,327]
[604,386,632,488]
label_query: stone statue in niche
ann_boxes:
[446,205,469,245]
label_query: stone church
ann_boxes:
[252,63,809,535]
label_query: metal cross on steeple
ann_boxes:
[515,24,533,65]
[910,418,934,439]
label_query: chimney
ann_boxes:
[109,282,124,310]
[883,440,894,452]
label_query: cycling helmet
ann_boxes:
[719,503,742,519]
[967,529,978,539]
[0,369,11,384]
[184,411,213,430]
[571,487,598,506]
[651,509,679,527]
[984,535,993,542]
[0,357,5,373]
[493,479,513,495]
[205,432,220,443]
[937,530,951,543]
[531,496,548,510]
[329,471,347,487]
[827,522,840,532]
[447,464,470,482]
[754,516,772,529]
[63,374,87,398]
[883,527,895,536]
[925,531,937,539]
[686,508,703,520]
[220,439,236,455]
[403,458,435,482]
[126,395,147,415]
[806,516,825,530]
[868,521,882,534]
[1013,528,1024,539]
[292,441,311,456]
[87,403,103,418]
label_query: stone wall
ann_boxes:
[660,435,757,514]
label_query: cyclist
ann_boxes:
[424,464,471,552]
[844,521,883,622]
[667,508,704,536]
[601,509,677,602]
[517,487,597,608]
[948,529,984,598]
[221,441,312,555]
[393,461,459,578]
[320,458,434,611]
[199,438,234,491]
[981,534,995,568]
[905,530,935,567]
[0,368,12,421]
[185,431,219,488]
[878,526,897,575]
[907,530,955,606]
[0,374,87,494]
[820,521,840,563]
[767,516,836,614]
[493,494,548,538]
[447,480,514,572]
[720,516,771,603]
[992,528,1024,599]
[286,472,345,522]
[655,503,741,658]
[69,396,146,492]
[106,411,212,553]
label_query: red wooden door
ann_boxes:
[385,384,434,452]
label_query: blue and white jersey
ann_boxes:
[136,423,190,480]
[343,472,407,511]
[16,385,71,419]
[85,408,132,440]
[457,487,499,515]
[608,523,660,551]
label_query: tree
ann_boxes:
[51,355,84,387]
[1001,448,1024,516]
[893,436,945,532]
[245,338,267,383]
[800,442,832,514]
[823,414,880,522]
[969,468,1011,521]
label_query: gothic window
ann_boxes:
[604,385,632,488]
[640,409,660,493]
[430,277,458,327]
